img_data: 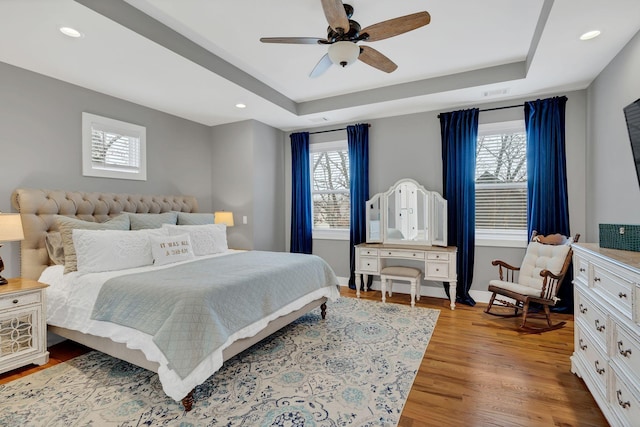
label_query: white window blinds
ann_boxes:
[310,142,350,231]
[476,121,527,236]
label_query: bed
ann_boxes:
[11,188,340,411]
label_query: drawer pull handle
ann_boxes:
[12,299,19,304]
[617,341,632,357]
[579,304,587,314]
[579,339,587,350]
[618,292,627,299]
[616,390,631,409]
[594,360,605,375]
[594,277,601,282]
[595,319,605,332]
[579,267,586,272]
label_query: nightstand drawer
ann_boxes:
[358,257,379,272]
[427,252,449,261]
[359,248,378,257]
[0,290,41,310]
[380,250,424,259]
[426,262,449,279]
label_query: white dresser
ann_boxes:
[571,243,640,427]
[355,243,458,310]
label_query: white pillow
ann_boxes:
[162,224,228,255]
[72,228,167,274]
[150,233,196,266]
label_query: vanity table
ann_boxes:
[355,178,458,310]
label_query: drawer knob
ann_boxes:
[12,299,18,304]
[616,390,631,409]
[579,339,587,350]
[579,304,587,314]
[617,341,632,357]
[595,319,605,332]
[618,292,628,299]
[579,267,586,272]
[594,277,601,282]
[594,360,605,375]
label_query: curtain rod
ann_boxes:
[308,123,371,135]
[437,103,524,118]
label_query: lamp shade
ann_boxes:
[0,213,24,242]
[214,211,234,227]
[328,41,360,67]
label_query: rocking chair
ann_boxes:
[485,231,580,332]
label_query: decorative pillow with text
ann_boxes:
[150,233,196,266]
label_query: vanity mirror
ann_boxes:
[366,178,447,246]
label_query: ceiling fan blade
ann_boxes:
[321,0,349,33]
[361,11,431,42]
[358,46,398,73]
[260,37,325,45]
[310,53,333,78]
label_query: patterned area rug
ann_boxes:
[0,297,439,426]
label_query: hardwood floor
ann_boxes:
[0,287,608,427]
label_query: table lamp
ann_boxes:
[214,211,234,227]
[0,213,24,285]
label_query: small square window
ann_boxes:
[82,112,147,181]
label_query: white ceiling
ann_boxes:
[1,0,639,131]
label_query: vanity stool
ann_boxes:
[380,266,423,307]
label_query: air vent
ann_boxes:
[482,88,510,97]
[308,117,330,123]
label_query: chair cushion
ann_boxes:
[490,279,546,298]
[381,266,422,278]
[518,241,570,291]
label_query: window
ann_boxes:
[475,120,527,246]
[82,112,147,181]
[310,141,350,239]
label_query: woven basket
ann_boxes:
[599,224,640,252]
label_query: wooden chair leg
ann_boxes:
[485,292,497,313]
[520,300,531,329]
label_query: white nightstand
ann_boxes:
[0,278,49,374]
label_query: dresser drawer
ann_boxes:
[358,257,379,273]
[575,326,608,396]
[359,248,378,257]
[592,265,633,319]
[612,323,640,383]
[427,252,449,261]
[576,291,608,347]
[380,250,424,259]
[426,262,449,279]
[610,366,640,427]
[0,291,41,311]
[573,254,589,284]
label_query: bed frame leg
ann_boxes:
[321,302,327,319]
[182,389,195,412]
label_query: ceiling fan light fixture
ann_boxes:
[328,41,360,67]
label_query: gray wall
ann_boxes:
[587,29,640,241]
[211,120,285,251]
[284,90,588,300]
[0,62,213,278]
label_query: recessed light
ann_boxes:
[580,30,601,41]
[235,103,246,109]
[59,26,83,38]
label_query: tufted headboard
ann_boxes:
[11,188,199,280]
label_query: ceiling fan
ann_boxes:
[259,0,431,77]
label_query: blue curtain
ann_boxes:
[347,124,371,290]
[525,96,572,311]
[525,96,570,237]
[290,132,312,254]
[440,108,479,306]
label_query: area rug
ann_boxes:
[0,297,439,426]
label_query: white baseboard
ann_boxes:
[337,276,493,304]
